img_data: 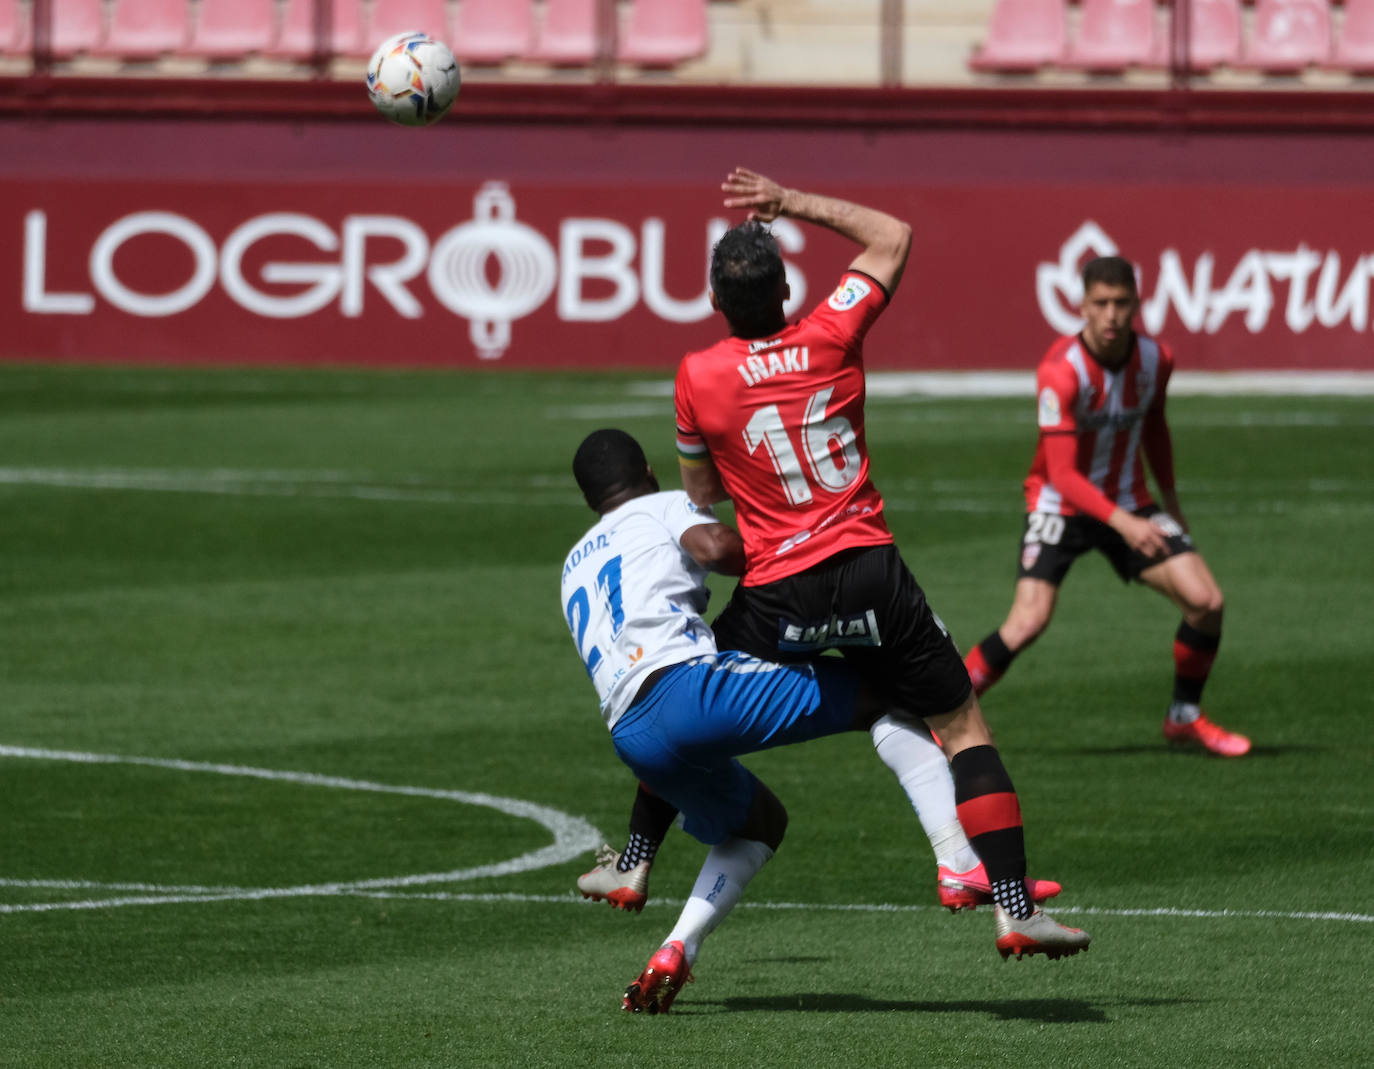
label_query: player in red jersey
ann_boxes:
[582,169,1086,959]
[962,255,1250,757]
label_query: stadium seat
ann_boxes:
[369,0,451,44]
[1332,0,1374,72]
[1,0,30,55]
[270,0,368,59]
[452,0,535,65]
[1241,0,1332,71]
[185,0,276,58]
[93,0,191,59]
[618,0,708,66]
[530,0,597,65]
[51,0,106,57]
[969,0,1067,72]
[1185,0,1243,71]
[1063,0,1156,70]
[1152,0,1242,71]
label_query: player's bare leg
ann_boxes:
[1143,554,1249,757]
[964,578,1058,697]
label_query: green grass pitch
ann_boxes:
[1,363,1371,1068]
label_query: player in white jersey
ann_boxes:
[963,256,1249,757]
[561,430,1088,1013]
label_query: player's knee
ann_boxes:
[1188,587,1224,622]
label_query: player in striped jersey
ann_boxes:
[963,256,1250,757]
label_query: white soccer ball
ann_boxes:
[366,31,461,127]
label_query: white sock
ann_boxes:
[870,713,980,873]
[664,837,774,966]
[1169,701,1201,725]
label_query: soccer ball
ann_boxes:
[366,31,461,127]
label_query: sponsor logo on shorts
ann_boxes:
[779,609,881,651]
[828,277,871,311]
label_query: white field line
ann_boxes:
[0,467,573,507]
[4,883,1369,926]
[3,746,1370,927]
[0,744,603,914]
[863,370,1374,398]
[0,466,1369,512]
[628,371,1374,399]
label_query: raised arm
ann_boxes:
[721,167,912,294]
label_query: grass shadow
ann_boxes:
[687,994,1201,1022]
[1062,744,1306,758]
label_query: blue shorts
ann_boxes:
[610,651,860,845]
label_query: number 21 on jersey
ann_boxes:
[564,555,624,679]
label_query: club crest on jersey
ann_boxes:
[828,277,871,311]
[1037,387,1061,427]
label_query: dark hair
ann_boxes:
[573,429,650,511]
[1082,255,1137,293]
[709,220,786,338]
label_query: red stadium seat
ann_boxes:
[94,0,191,58]
[1064,0,1156,70]
[1332,0,1374,72]
[1152,0,1242,71]
[1,0,30,54]
[1241,0,1332,71]
[51,0,106,57]
[185,0,276,58]
[969,0,1067,72]
[369,0,451,44]
[618,0,708,66]
[452,0,535,65]
[530,0,597,65]
[270,0,368,59]
[1185,0,1243,71]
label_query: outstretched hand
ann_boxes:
[721,167,788,222]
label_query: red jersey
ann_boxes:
[675,270,893,586]
[1024,332,1177,521]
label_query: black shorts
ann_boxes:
[710,544,973,720]
[1015,506,1196,585]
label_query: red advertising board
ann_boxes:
[2,113,1371,371]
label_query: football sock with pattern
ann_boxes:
[964,632,1016,697]
[663,837,774,966]
[1172,621,1220,707]
[618,782,678,872]
[950,744,1031,919]
[618,832,660,872]
[870,713,979,872]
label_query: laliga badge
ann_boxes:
[1037,387,1061,428]
[828,277,871,311]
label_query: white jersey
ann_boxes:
[560,491,721,729]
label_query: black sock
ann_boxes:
[618,783,677,871]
